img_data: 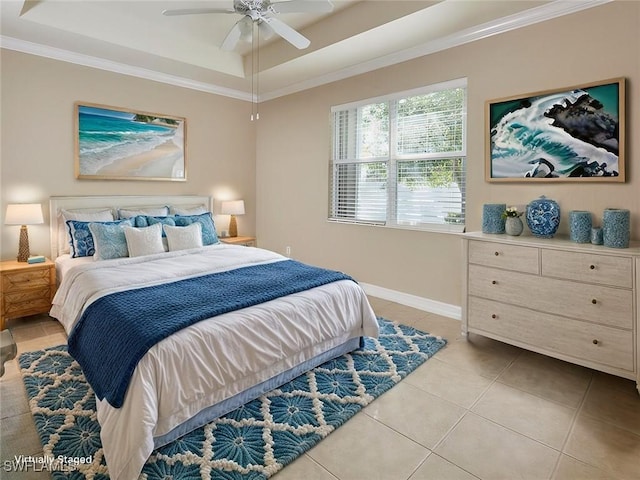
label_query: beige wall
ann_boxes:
[1,2,638,309]
[1,50,256,260]
[256,1,640,307]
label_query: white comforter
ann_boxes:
[50,244,378,480]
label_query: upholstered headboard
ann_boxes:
[49,195,212,259]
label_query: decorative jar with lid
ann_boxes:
[526,196,561,238]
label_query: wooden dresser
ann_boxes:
[462,232,639,393]
[0,259,56,330]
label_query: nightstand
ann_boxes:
[0,259,56,330]
[220,236,257,247]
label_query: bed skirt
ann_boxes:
[153,336,362,448]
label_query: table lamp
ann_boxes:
[220,200,245,238]
[4,203,44,262]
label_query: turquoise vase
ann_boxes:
[591,227,603,245]
[603,208,630,248]
[482,204,506,234]
[569,211,592,243]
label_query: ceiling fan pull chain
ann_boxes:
[256,22,260,121]
[251,20,256,121]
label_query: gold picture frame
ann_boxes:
[74,102,186,181]
[485,77,625,182]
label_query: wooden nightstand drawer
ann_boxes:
[3,288,52,316]
[2,268,52,292]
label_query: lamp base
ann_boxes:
[228,215,238,238]
[17,225,30,262]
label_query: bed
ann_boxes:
[48,195,379,480]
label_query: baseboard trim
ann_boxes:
[360,283,461,321]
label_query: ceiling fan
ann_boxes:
[162,0,334,51]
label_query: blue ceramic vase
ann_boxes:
[603,208,630,248]
[569,211,592,243]
[482,203,506,234]
[591,227,603,245]
[526,196,560,238]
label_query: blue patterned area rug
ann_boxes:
[19,317,446,479]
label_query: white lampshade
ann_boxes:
[221,200,245,216]
[5,204,44,225]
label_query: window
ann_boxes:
[329,78,466,232]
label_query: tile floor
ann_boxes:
[1,297,639,480]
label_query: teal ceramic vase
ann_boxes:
[603,208,630,248]
[569,211,592,243]
[482,204,506,234]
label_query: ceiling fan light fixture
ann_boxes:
[239,15,253,40]
[258,21,275,40]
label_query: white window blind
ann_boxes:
[329,79,466,231]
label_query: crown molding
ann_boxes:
[0,36,252,102]
[1,0,611,103]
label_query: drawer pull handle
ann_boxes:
[593,339,599,345]
[491,280,497,285]
[591,299,597,304]
[589,264,595,270]
[491,314,497,319]
[494,251,499,256]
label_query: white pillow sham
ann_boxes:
[163,223,203,251]
[59,208,115,255]
[118,205,170,219]
[171,204,208,215]
[123,223,165,257]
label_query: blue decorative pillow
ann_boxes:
[134,215,176,237]
[175,212,219,245]
[67,219,132,258]
[89,219,134,261]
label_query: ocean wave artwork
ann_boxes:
[76,104,186,180]
[487,79,623,180]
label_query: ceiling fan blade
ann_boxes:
[162,8,235,16]
[221,18,247,51]
[262,16,310,49]
[270,0,334,14]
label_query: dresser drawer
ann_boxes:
[3,287,52,317]
[468,297,634,371]
[2,268,51,292]
[468,264,633,329]
[542,249,632,288]
[468,240,539,274]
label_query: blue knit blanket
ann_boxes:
[68,259,353,408]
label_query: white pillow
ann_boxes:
[59,208,114,255]
[123,223,165,257]
[118,205,169,219]
[163,223,203,251]
[171,204,208,215]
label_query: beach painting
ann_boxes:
[486,78,625,182]
[75,102,186,181]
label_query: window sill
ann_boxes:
[327,219,465,235]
